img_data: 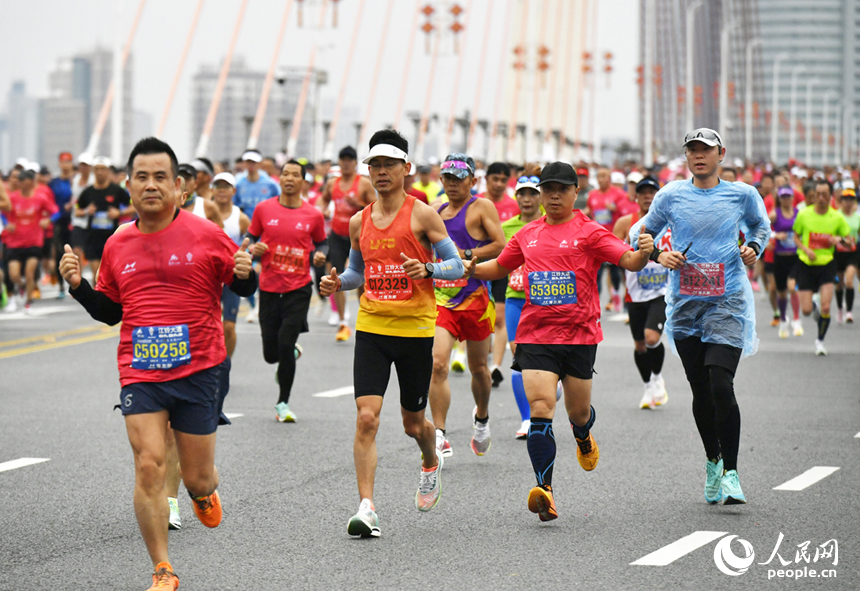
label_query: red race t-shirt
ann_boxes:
[249,198,326,293]
[587,186,626,228]
[5,191,58,248]
[497,212,632,345]
[480,193,520,222]
[96,209,238,386]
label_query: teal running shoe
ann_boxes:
[704,458,724,504]
[347,499,380,538]
[275,402,296,423]
[721,469,747,505]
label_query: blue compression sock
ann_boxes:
[511,370,530,421]
[527,418,555,487]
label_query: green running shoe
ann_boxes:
[704,458,724,504]
[721,469,747,505]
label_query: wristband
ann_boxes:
[649,248,662,262]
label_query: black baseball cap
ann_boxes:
[636,176,661,192]
[537,162,579,187]
[178,163,197,178]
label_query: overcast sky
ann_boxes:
[1,0,639,162]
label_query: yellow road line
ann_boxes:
[0,329,120,359]
[0,325,112,348]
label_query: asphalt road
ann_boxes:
[1,285,858,590]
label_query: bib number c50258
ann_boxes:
[132,325,191,370]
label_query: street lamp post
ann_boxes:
[686,0,704,132]
[805,78,819,165]
[769,52,790,163]
[822,91,838,166]
[719,20,740,140]
[745,37,762,161]
[789,66,806,161]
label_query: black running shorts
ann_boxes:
[353,331,433,412]
[512,343,597,380]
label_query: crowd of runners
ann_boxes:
[3,124,857,589]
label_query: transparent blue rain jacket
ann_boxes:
[630,179,771,357]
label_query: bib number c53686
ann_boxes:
[528,271,577,306]
[132,325,191,370]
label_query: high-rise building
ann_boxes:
[5,82,41,168]
[641,0,860,167]
[190,57,319,162]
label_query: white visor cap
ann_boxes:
[362,143,409,165]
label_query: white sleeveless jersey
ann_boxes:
[192,196,207,219]
[626,224,672,303]
[221,204,242,246]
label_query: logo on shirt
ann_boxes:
[185,252,194,265]
[169,254,180,266]
[267,219,279,226]
[122,262,137,275]
[527,239,539,248]
[370,238,395,249]
[560,239,569,248]
[295,222,309,231]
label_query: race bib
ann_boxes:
[509,266,525,292]
[778,231,796,250]
[679,263,725,297]
[271,245,307,274]
[593,208,612,226]
[132,325,191,370]
[808,232,832,250]
[528,271,577,306]
[91,211,113,230]
[366,263,413,301]
[637,267,668,289]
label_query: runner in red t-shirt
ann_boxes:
[248,160,327,423]
[467,161,654,522]
[758,174,780,326]
[0,169,58,311]
[59,138,256,591]
[586,167,628,312]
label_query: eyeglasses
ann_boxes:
[517,175,540,184]
[684,128,723,146]
[442,160,472,171]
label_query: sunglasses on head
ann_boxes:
[517,175,540,184]
[442,160,471,171]
[684,128,723,146]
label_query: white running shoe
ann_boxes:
[639,382,655,410]
[778,320,790,339]
[327,311,340,326]
[792,318,804,336]
[651,375,668,406]
[415,455,442,512]
[814,339,827,356]
[515,419,530,439]
[837,309,844,324]
[3,298,17,314]
[470,407,491,456]
[347,498,380,538]
[811,294,821,321]
[245,306,258,323]
[435,429,453,458]
[847,311,854,324]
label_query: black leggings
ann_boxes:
[260,285,312,404]
[675,336,742,471]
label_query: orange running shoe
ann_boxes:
[770,317,780,327]
[191,490,222,528]
[575,432,600,471]
[336,324,351,342]
[527,485,558,522]
[147,562,179,590]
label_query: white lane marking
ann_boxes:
[224,413,244,419]
[631,531,728,566]
[0,306,71,321]
[0,458,50,473]
[855,431,860,438]
[607,313,629,323]
[312,386,355,398]
[773,466,840,491]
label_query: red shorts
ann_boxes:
[435,300,495,342]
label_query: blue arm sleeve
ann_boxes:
[430,237,465,280]
[337,248,366,291]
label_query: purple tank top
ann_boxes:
[773,207,797,255]
[435,196,491,307]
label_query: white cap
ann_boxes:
[626,171,644,184]
[77,152,94,166]
[241,150,263,163]
[15,157,29,168]
[842,179,856,190]
[93,156,112,168]
[211,172,237,187]
[304,172,314,183]
[515,179,539,193]
[610,171,626,185]
[361,143,409,164]
[25,162,40,173]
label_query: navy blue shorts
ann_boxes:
[118,358,231,435]
[221,284,241,323]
